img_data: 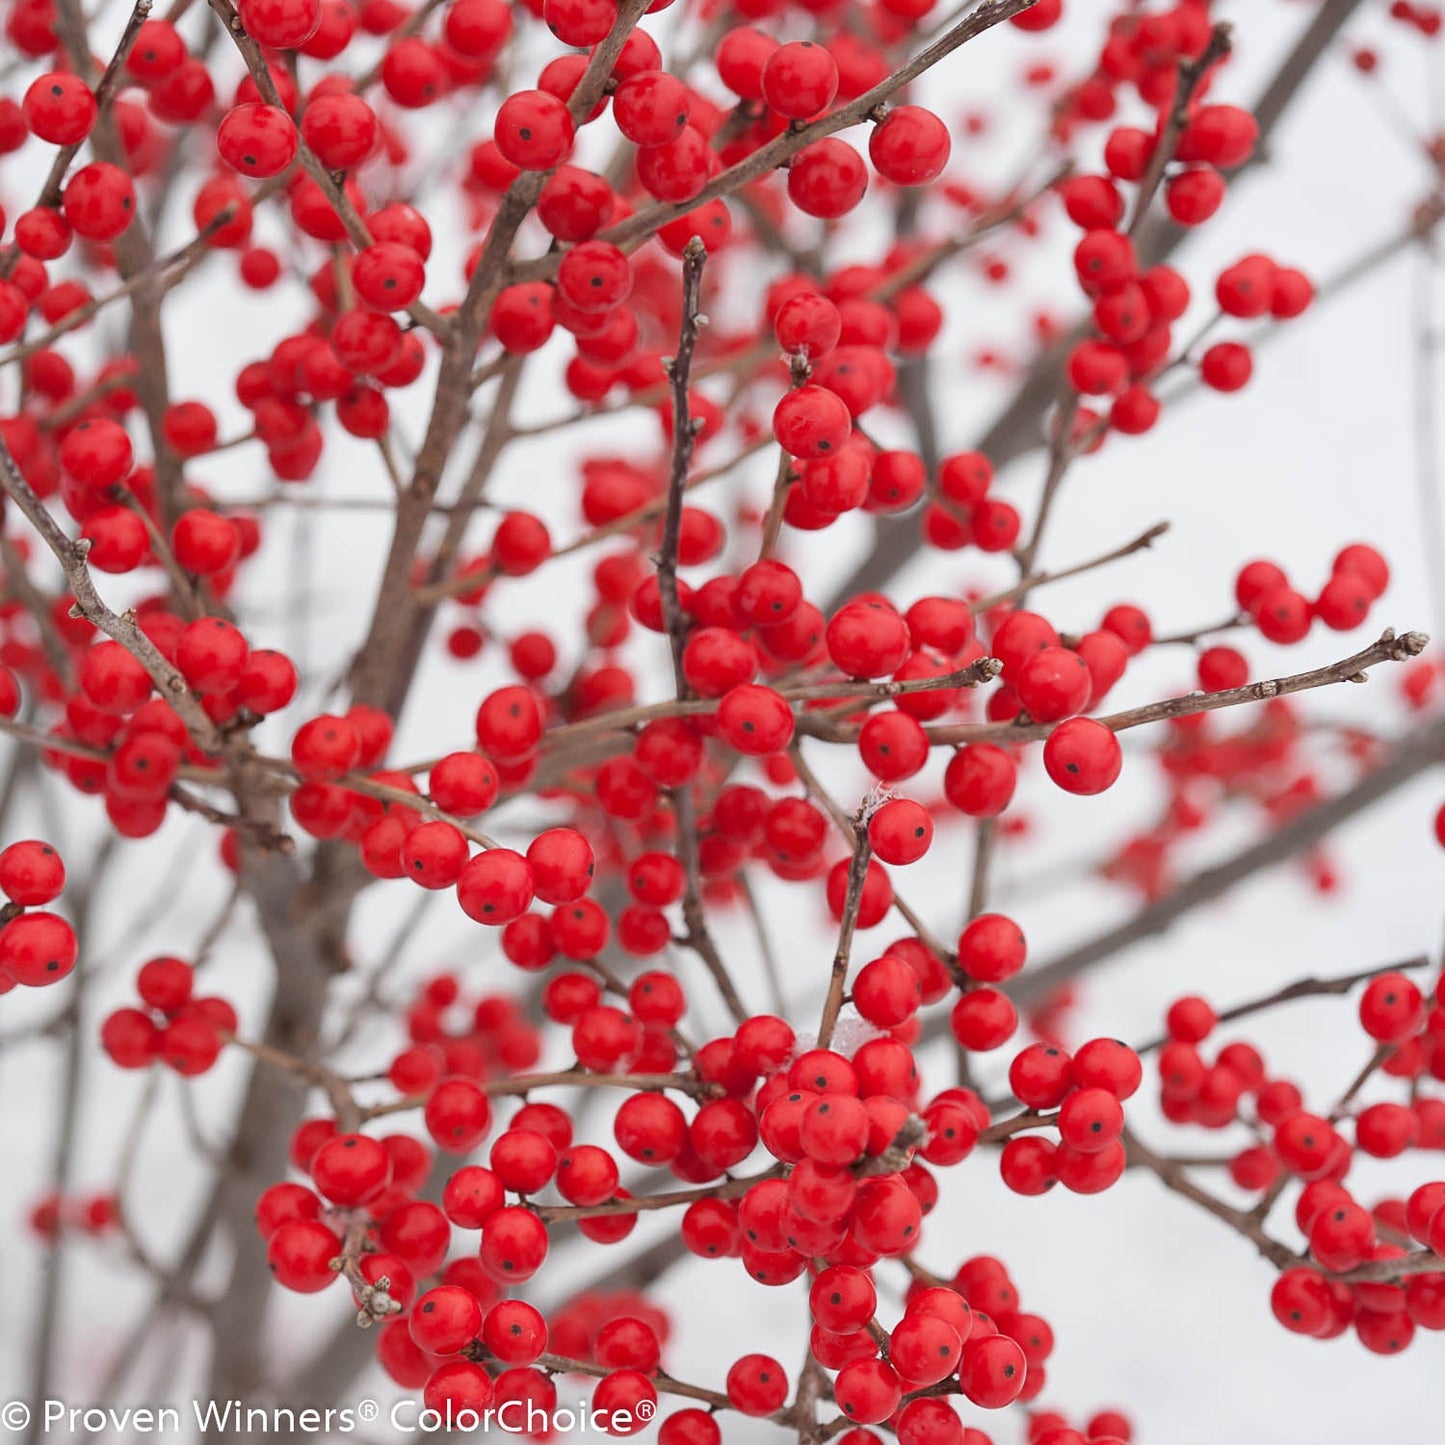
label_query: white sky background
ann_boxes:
[2,0,1445,1441]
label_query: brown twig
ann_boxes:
[973,521,1172,616]
[910,629,1429,748]
[817,808,873,1050]
[1124,1126,1301,1270]
[0,433,223,751]
[1127,25,1234,235]
[1133,956,1433,1053]
[654,242,748,1026]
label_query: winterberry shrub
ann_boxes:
[1,0,1444,1440]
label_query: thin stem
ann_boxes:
[817,809,872,1049]
[0,433,223,750]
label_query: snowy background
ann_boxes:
[2,1,1444,1441]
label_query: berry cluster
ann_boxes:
[1146,968,1445,1355]
[26,1188,120,1242]
[0,837,73,991]
[53,617,298,837]
[99,954,238,1074]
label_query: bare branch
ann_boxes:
[817,810,872,1050]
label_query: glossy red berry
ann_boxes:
[788,139,868,219]
[301,93,377,168]
[495,90,574,170]
[457,850,535,925]
[24,73,96,145]
[870,106,950,185]
[218,104,298,177]
[867,799,933,865]
[717,685,794,756]
[610,70,690,147]
[312,1133,393,1206]
[958,1335,1027,1408]
[762,42,838,120]
[725,1354,788,1416]
[1359,972,1425,1042]
[958,914,1026,983]
[1043,719,1123,795]
[267,1219,342,1292]
[411,1285,482,1355]
[1,912,78,986]
[63,163,136,241]
[0,840,65,905]
[774,385,851,458]
[835,1359,902,1424]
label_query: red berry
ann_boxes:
[1359,972,1425,1042]
[725,1354,789,1416]
[495,90,574,170]
[24,72,97,145]
[0,912,78,987]
[762,42,838,120]
[834,1359,902,1424]
[870,106,950,185]
[0,840,65,905]
[218,103,298,178]
[956,1333,1025,1407]
[867,799,933,865]
[267,1219,342,1293]
[312,1133,393,1206]
[1042,718,1123,795]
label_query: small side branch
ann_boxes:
[1133,956,1433,1053]
[920,629,1430,747]
[817,808,874,1050]
[0,434,223,752]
